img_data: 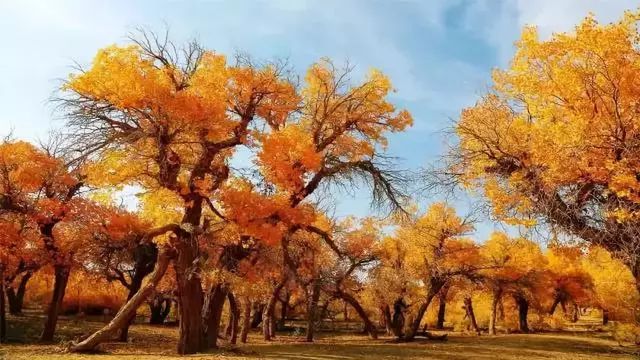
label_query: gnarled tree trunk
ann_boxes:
[41,265,70,342]
[69,248,172,352]
[7,271,32,315]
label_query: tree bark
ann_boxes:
[41,265,70,342]
[69,248,172,352]
[514,294,529,333]
[489,287,502,336]
[240,299,252,343]
[305,279,321,342]
[337,291,377,339]
[201,284,228,349]
[226,291,239,345]
[7,271,32,315]
[175,236,204,354]
[463,297,480,335]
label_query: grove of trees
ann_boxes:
[2,9,640,355]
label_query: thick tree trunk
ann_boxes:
[175,231,205,354]
[41,265,70,342]
[0,268,6,343]
[202,284,228,349]
[7,271,32,315]
[602,308,609,325]
[305,279,321,342]
[69,249,171,352]
[514,294,529,333]
[264,281,286,341]
[226,291,239,345]
[489,288,502,336]
[240,299,252,343]
[463,297,480,335]
[405,285,440,340]
[337,291,377,339]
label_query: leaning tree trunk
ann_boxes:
[337,291,377,339]
[305,279,321,342]
[202,284,228,349]
[7,271,32,315]
[119,243,158,342]
[488,287,502,336]
[226,291,239,345]
[118,275,144,342]
[264,281,286,341]
[602,308,609,325]
[69,248,172,352]
[41,265,70,342]
[0,267,6,343]
[514,294,530,333]
[240,299,252,343]
[463,296,480,335]
[405,285,441,340]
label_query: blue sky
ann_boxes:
[1,0,637,241]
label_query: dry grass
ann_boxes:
[1,313,638,360]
